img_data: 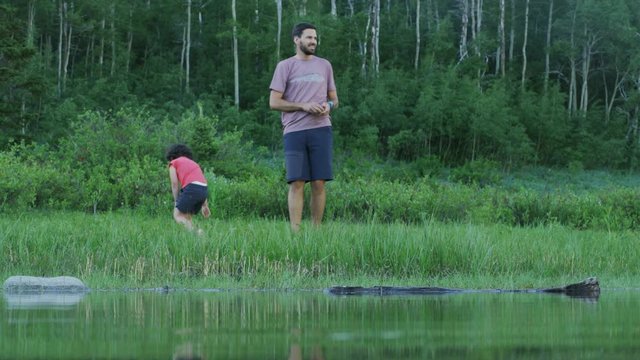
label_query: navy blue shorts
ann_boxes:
[283,126,333,183]
[175,183,208,214]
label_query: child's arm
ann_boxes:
[201,200,211,218]
[169,166,180,206]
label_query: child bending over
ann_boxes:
[166,144,211,233]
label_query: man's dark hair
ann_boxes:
[292,22,316,39]
[165,144,193,161]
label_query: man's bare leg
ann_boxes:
[288,181,305,232]
[310,180,326,227]
[173,208,194,231]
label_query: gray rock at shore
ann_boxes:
[3,276,89,293]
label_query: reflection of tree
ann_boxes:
[172,341,204,360]
[288,328,324,360]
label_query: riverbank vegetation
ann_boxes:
[2,212,639,289]
[2,107,640,231]
[2,108,640,289]
[3,1,640,290]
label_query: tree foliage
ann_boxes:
[2,0,640,169]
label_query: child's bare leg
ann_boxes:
[173,208,194,231]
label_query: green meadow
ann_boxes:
[3,109,640,290]
[2,211,639,289]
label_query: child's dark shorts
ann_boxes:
[283,126,333,183]
[175,183,208,214]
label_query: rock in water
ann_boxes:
[3,276,89,293]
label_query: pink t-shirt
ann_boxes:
[269,56,336,134]
[169,157,207,188]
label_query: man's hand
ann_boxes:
[319,102,331,115]
[301,102,325,114]
[201,205,211,218]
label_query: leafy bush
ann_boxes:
[0,143,78,211]
[388,129,427,161]
[209,174,286,219]
[411,155,443,178]
[450,159,502,186]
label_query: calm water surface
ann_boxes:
[1,289,639,359]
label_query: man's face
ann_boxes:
[295,29,317,55]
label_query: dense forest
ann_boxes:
[2,0,640,169]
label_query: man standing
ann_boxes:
[269,22,339,232]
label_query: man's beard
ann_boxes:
[299,43,316,55]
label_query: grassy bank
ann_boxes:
[1,211,638,289]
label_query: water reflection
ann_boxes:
[172,341,204,360]
[288,328,325,360]
[1,289,639,359]
[4,292,86,310]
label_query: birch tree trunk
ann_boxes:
[254,0,259,22]
[470,0,476,43]
[126,8,133,73]
[458,0,468,61]
[361,1,372,77]
[186,0,192,93]
[475,0,485,78]
[425,0,432,32]
[99,18,105,77]
[232,0,239,107]
[63,3,72,93]
[27,0,36,47]
[180,27,185,87]
[198,2,204,35]
[405,0,412,28]
[414,0,420,70]
[626,78,640,155]
[276,0,282,59]
[509,0,515,61]
[110,4,116,77]
[331,0,337,17]
[624,75,639,158]
[568,6,577,113]
[371,0,381,75]
[434,0,439,29]
[579,27,598,115]
[521,0,530,90]
[603,70,626,124]
[473,0,483,56]
[496,0,505,76]
[85,36,93,77]
[57,0,64,96]
[580,31,591,116]
[476,0,482,32]
[544,0,553,93]
[300,0,307,17]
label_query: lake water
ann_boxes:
[1,289,638,359]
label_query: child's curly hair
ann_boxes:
[165,144,193,161]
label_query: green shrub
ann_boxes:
[450,159,502,186]
[411,155,443,178]
[387,129,427,161]
[210,174,286,219]
[0,143,78,211]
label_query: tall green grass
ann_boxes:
[1,211,638,289]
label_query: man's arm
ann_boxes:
[327,90,338,110]
[270,90,325,114]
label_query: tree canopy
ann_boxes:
[2,0,640,169]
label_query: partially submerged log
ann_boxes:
[537,277,600,297]
[326,277,600,299]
